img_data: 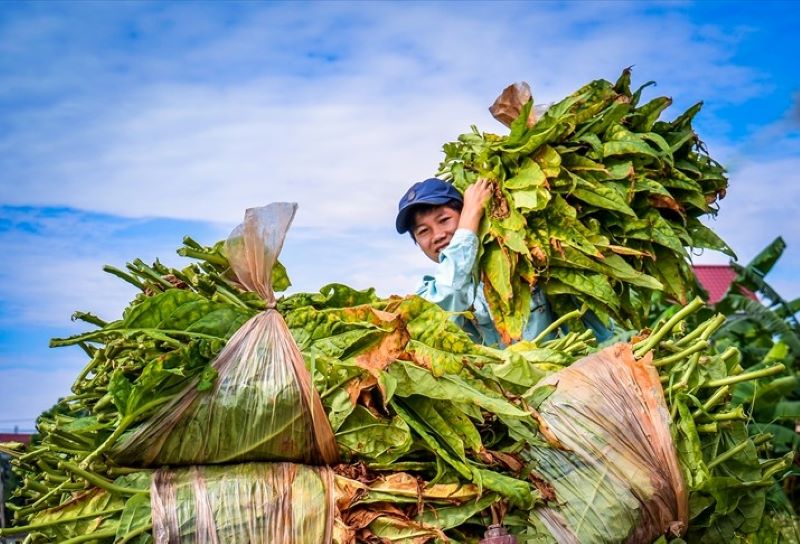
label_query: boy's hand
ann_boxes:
[458,178,493,233]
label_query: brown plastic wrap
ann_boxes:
[151,463,334,544]
[525,343,687,543]
[489,82,537,128]
[114,203,338,466]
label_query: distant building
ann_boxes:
[0,434,32,447]
[1,433,32,525]
[1,434,32,538]
[693,264,758,305]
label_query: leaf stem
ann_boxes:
[707,406,746,421]
[118,522,154,543]
[532,309,584,345]
[58,461,148,496]
[699,314,727,341]
[177,246,228,266]
[708,433,771,469]
[130,259,175,290]
[696,422,718,433]
[762,456,793,480]
[60,527,118,544]
[27,479,69,512]
[0,507,125,536]
[665,353,701,395]
[652,340,708,367]
[704,364,785,388]
[634,298,705,357]
[691,385,730,418]
[103,265,145,291]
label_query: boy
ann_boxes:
[396,177,612,346]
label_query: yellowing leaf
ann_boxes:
[533,145,562,178]
[483,242,514,305]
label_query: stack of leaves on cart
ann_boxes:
[2,234,794,542]
[437,69,735,343]
[0,70,787,544]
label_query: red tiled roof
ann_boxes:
[0,433,32,445]
[693,265,758,305]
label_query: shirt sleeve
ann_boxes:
[415,229,478,313]
[582,310,615,343]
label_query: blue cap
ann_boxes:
[395,178,463,234]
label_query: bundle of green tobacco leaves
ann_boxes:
[637,300,794,543]
[1,234,794,542]
[437,69,735,342]
[0,463,492,544]
[650,235,800,527]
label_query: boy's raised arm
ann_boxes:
[457,178,492,233]
[415,228,479,312]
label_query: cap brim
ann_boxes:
[395,196,454,234]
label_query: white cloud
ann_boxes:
[0,2,772,229]
[0,208,233,328]
[694,153,800,296]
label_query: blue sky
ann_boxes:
[1,0,798,431]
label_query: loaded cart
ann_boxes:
[1,71,797,543]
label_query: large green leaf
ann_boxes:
[511,187,551,212]
[405,339,466,377]
[551,247,662,291]
[744,236,786,278]
[533,144,563,178]
[26,489,124,541]
[483,273,533,343]
[629,96,673,132]
[404,395,469,462]
[669,101,703,131]
[122,290,206,328]
[392,296,478,375]
[115,492,152,543]
[336,405,413,464]
[548,267,619,310]
[687,218,737,258]
[624,210,686,255]
[568,78,619,124]
[387,360,529,418]
[416,493,499,529]
[279,282,378,312]
[505,159,548,190]
[647,247,691,304]
[284,305,388,355]
[483,241,515,305]
[569,173,637,217]
[603,139,662,162]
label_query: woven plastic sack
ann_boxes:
[151,463,334,544]
[113,203,338,466]
[523,343,687,544]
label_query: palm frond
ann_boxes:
[728,297,800,355]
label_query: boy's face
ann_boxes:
[412,205,461,262]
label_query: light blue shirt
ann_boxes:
[415,229,612,346]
